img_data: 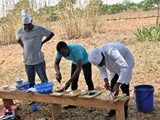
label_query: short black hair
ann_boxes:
[56,41,68,52]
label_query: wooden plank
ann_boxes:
[80,90,88,96]
[95,93,127,103]
[112,93,127,103]
[51,91,70,97]
[79,91,102,99]
[63,90,81,97]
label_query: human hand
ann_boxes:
[104,81,111,91]
[113,82,120,96]
[56,72,62,83]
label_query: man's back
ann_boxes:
[56,44,89,65]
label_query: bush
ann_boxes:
[55,0,101,39]
[38,6,58,21]
[134,25,160,42]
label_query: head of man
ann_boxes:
[21,10,33,32]
[88,48,105,67]
[23,22,33,32]
[56,41,69,57]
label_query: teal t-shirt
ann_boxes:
[56,44,89,65]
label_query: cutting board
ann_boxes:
[79,90,102,99]
[112,93,127,102]
[98,93,127,103]
[63,90,81,97]
[51,90,70,96]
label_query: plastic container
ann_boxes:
[23,84,29,92]
[34,82,54,94]
[32,103,38,111]
[134,84,154,113]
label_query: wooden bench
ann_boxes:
[0,90,129,120]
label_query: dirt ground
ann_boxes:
[0,10,160,120]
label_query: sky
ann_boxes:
[102,0,144,5]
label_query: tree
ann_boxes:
[153,0,160,25]
[144,0,160,25]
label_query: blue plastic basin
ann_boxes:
[34,82,54,94]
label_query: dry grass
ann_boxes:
[0,9,160,120]
[54,0,101,39]
[0,0,51,45]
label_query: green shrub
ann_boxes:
[134,25,160,42]
[38,6,58,21]
[150,25,160,41]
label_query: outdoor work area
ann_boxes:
[0,0,160,120]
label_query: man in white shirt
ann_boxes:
[88,42,134,118]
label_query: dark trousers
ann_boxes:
[71,62,94,91]
[111,73,129,117]
[25,61,48,87]
[111,73,129,96]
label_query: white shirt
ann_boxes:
[97,42,134,84]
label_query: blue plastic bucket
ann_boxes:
[134,85,154,113]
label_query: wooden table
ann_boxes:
[0,90,129,120]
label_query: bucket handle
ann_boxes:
[135,90,154,103]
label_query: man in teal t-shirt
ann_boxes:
[54,41,95,111]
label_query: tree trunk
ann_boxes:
[156,5,160,25]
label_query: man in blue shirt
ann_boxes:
[54,41,95,111]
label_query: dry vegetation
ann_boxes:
[55,0,101,39]
[0,8,160,120]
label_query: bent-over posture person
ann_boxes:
[54,41,95,111]
[88,42,134,118]
[16,10,54,87]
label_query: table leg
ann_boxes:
[51,103,61,120]
[116,105,125,120]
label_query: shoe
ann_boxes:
[105,110,116,117]
[63,105,76,109]
[88,107,96,112]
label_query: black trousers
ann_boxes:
[71,62,94,91]
[111,73,129,96]
[111,73,129,118]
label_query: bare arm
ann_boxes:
[104,78,111,91]
[42,32,54,46]
[54,58,61,73]
[65,59,82,90]
[17,39,23,48]
[54,58,62,83]
[70,59,82,82]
